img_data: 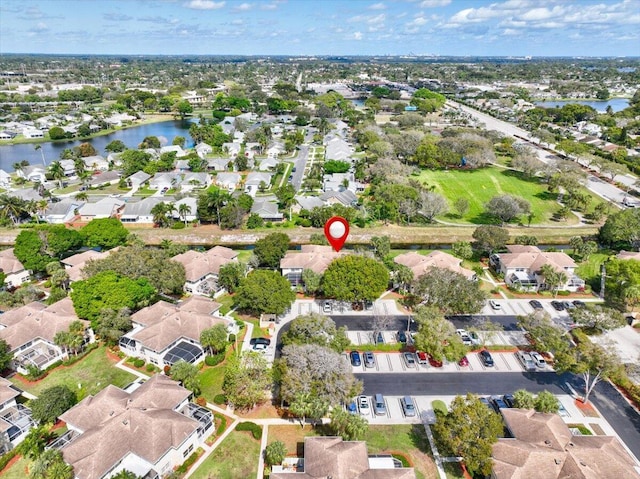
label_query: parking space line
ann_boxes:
[499,353,512,371]
[386,354,393,371]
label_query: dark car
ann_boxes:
[573,300,586,308]
[503,394,515,408]
[529,300,543,310]
[349,351,361,367]
[375,332,385,344]
[249,337,271,346]
[363,351,376,368]
[397,330,408,343]
[492,396,508,412]
[479,397,494,411]
[479,350,494,367]
[551,300,565,311]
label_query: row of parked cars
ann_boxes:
[348,394,417,418]
[528,299,586,311]
[515,350,547,371]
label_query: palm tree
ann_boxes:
[151,202,171,228]
[74,191,89,201]
[48,161,65,189]
[0,194,28,225]
[178,203,192,225]
[539,264,568,297]
[34,144,46,166]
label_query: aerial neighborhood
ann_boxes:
[0,30,640,479]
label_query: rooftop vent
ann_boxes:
[555,459,562,465]
[544,440,552,446]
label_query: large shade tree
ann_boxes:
[413,268,486,314]
[234,270,296,315]
[322,255,389,303]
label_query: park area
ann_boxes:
[9,346,136,400]
[415,166,604,226]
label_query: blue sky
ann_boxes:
[1,0,639,57]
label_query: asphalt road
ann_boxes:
[331,314,522,332]
[358,371,640,461]
[291,144,309,191]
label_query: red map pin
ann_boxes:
[324,216,349,252]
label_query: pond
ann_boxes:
[0,119,196,172]
[533,98,629,113]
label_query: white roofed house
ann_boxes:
[120,197,166,224]
[82,155,109,171]
[17,165,47,183]
[38,198,83,224]
[0,169,11,188]
[222,142,242,157]
[490,245,584,292]
[171,197,198,223]
[319,189,358,207]
[171,246,239,295]
[324,136,354,161]
[149,172,180,191]
[78,197,125,222]
[56,374,213,479]
[257,156,279,171]
[280,245,345,286]
[292,195,325,214]
[0,377,35,453]
[215,172,242,192]
[244,171,272,197]
[58,159,77,177]
[175,159,190,172]
[207,158,231,172]
[118,296,229,368]
[181,172,211,192]
[251,200,284,222]
[0,298,93,374]
[0,248,31,289]
[126,171,152,188]
[160,145,187,158]
[195,142,212,158]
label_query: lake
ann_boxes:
[0,119,196,172]
[534,98,629,113]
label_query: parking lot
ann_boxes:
[344,349,553,374]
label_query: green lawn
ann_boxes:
[443,462,466,479]
[576,252,610,292]
[414,167,593,225]
[0,456,30,479]
[10,346,136,401]
[198,363,226,403]
[189,429,261,479]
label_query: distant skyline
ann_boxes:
[1,0,639,57]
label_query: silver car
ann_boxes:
[403,352,416,368]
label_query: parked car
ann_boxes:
[363,351,376,368]
[530,351,547,368]
[458,356,469,367]
[400,396,416,417]
[562,301,575,310]
[252,342,268,352]
[323,301,332,313]
[374,393,387,416]
[516,351,536,371]
[403,352,416,368]
[349,351,361,367]
[346,400,358,415]
[249,337,270,346]
[375,332,385,344]
[479,350,494,367]
[491,396,509,412]
[397,330,408,343]
[416,351,429,365]
[489,299,501,310]
[503,394,515,408]
[529,300,543,310]
[572,300,586,308]
[358,395,371,416]
[456,329,473,345]
[428,354,443,368]
[479,397,494,411]
[469,331,481,345]
[551,300,565,311]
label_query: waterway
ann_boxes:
[533,98,629,113]
[0,119,196,172]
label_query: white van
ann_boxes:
[516,351,537,371]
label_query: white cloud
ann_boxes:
[185,0,225,10]
[369,2,386,9]
[501,28,519,36]
[353,31,363,40]
[420,0,451,7]
[408,16,428,27]
[234,3,252,11]
[34,22,49,32]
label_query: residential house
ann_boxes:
[160,145,187,158]
[257,156,279,171]
[78,197,125,222]
[149,172,180,191]
[245,142,261,158]
[219,121,235,136]
[292,195,325,213]
[616,251,640,261]
[59,159,77,177]
[0,169,11,188]
[7,188,44,202]
[39,198,83,224]
[120,197,166,224]
[61,249,113,282]
[267,141,285,158]
[18,165,47,183]
[83,155,109,171]
[175,160,190,172]
[88,170,121,188]
[57,374,213,479]
[118,296,227,368]
[320,189,358,207]
[171,246,238,295]
[394,251,477,281]
[0,248,31,289]
[104,112,137,127]
[490,245,585,292]
[270,436,416,479]
[325,137,354,161]
[0,377,35,454]
[323,172,363,194]
[22,128,44,139]
[215,172,242,192]
[127,171,152,188]
[280,245,345,286]
[171,197,198,223]
[251,200,284,222]
[492,408,640,479]
[181,172,211,192]
[222,142,242,157]
[207,158,231,171]
[195,142,212,158]
[0,298,93,374]
[244,172,272,196]
[0,131,17,140]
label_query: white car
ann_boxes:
[252,343,268,353]
[489,300,501,310]
[323,301,332,313]
[456,329,473,346]
[357,395,371,416]
[530,352,547,368]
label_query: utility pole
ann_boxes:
[600,263,606,300]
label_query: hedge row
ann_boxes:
[236,421,262,439]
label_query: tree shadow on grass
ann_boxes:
[534,190,557,201]
[500,168,545,185]
[409,423,432,454]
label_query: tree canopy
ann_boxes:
[281,313,350,353]
[254,232,290,269]
[472,225,509,255]
[222,352,271,410]
[413,305,467,362]
[29,385,77,424]
[322,255,389,302]
[598,208,640,249]
[234,269,296,315]
[80,218,129,249]
[413,268,486,314]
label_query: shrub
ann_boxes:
[133,358,145,368]
[171,222,186,229]
[146,363,156,373]
[196,396,207,407]
[228,334,236,343]
[392,453,411,468]
[175,449,202,474]
[236,421,262,439]
[432,400,448,416]
[556,290,571,296]
[205,352,225,367]
[213,394,226,405]
[215,414,227,436]
[264,440,287,466]
[0,450,17,471]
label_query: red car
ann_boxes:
[428,354,443,368]
[458,356,469,367]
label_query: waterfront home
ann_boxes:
[118,296,228,368]
[195,142,212,158]
[39,198,83,224]
[171,246,238,295]
[58,374,213,479]
[0,169,11,187]
[394,251,477,281]
[171,197,198,223]
[280,245,346,286]
[78,197,125,222]
[0,248,31,289]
